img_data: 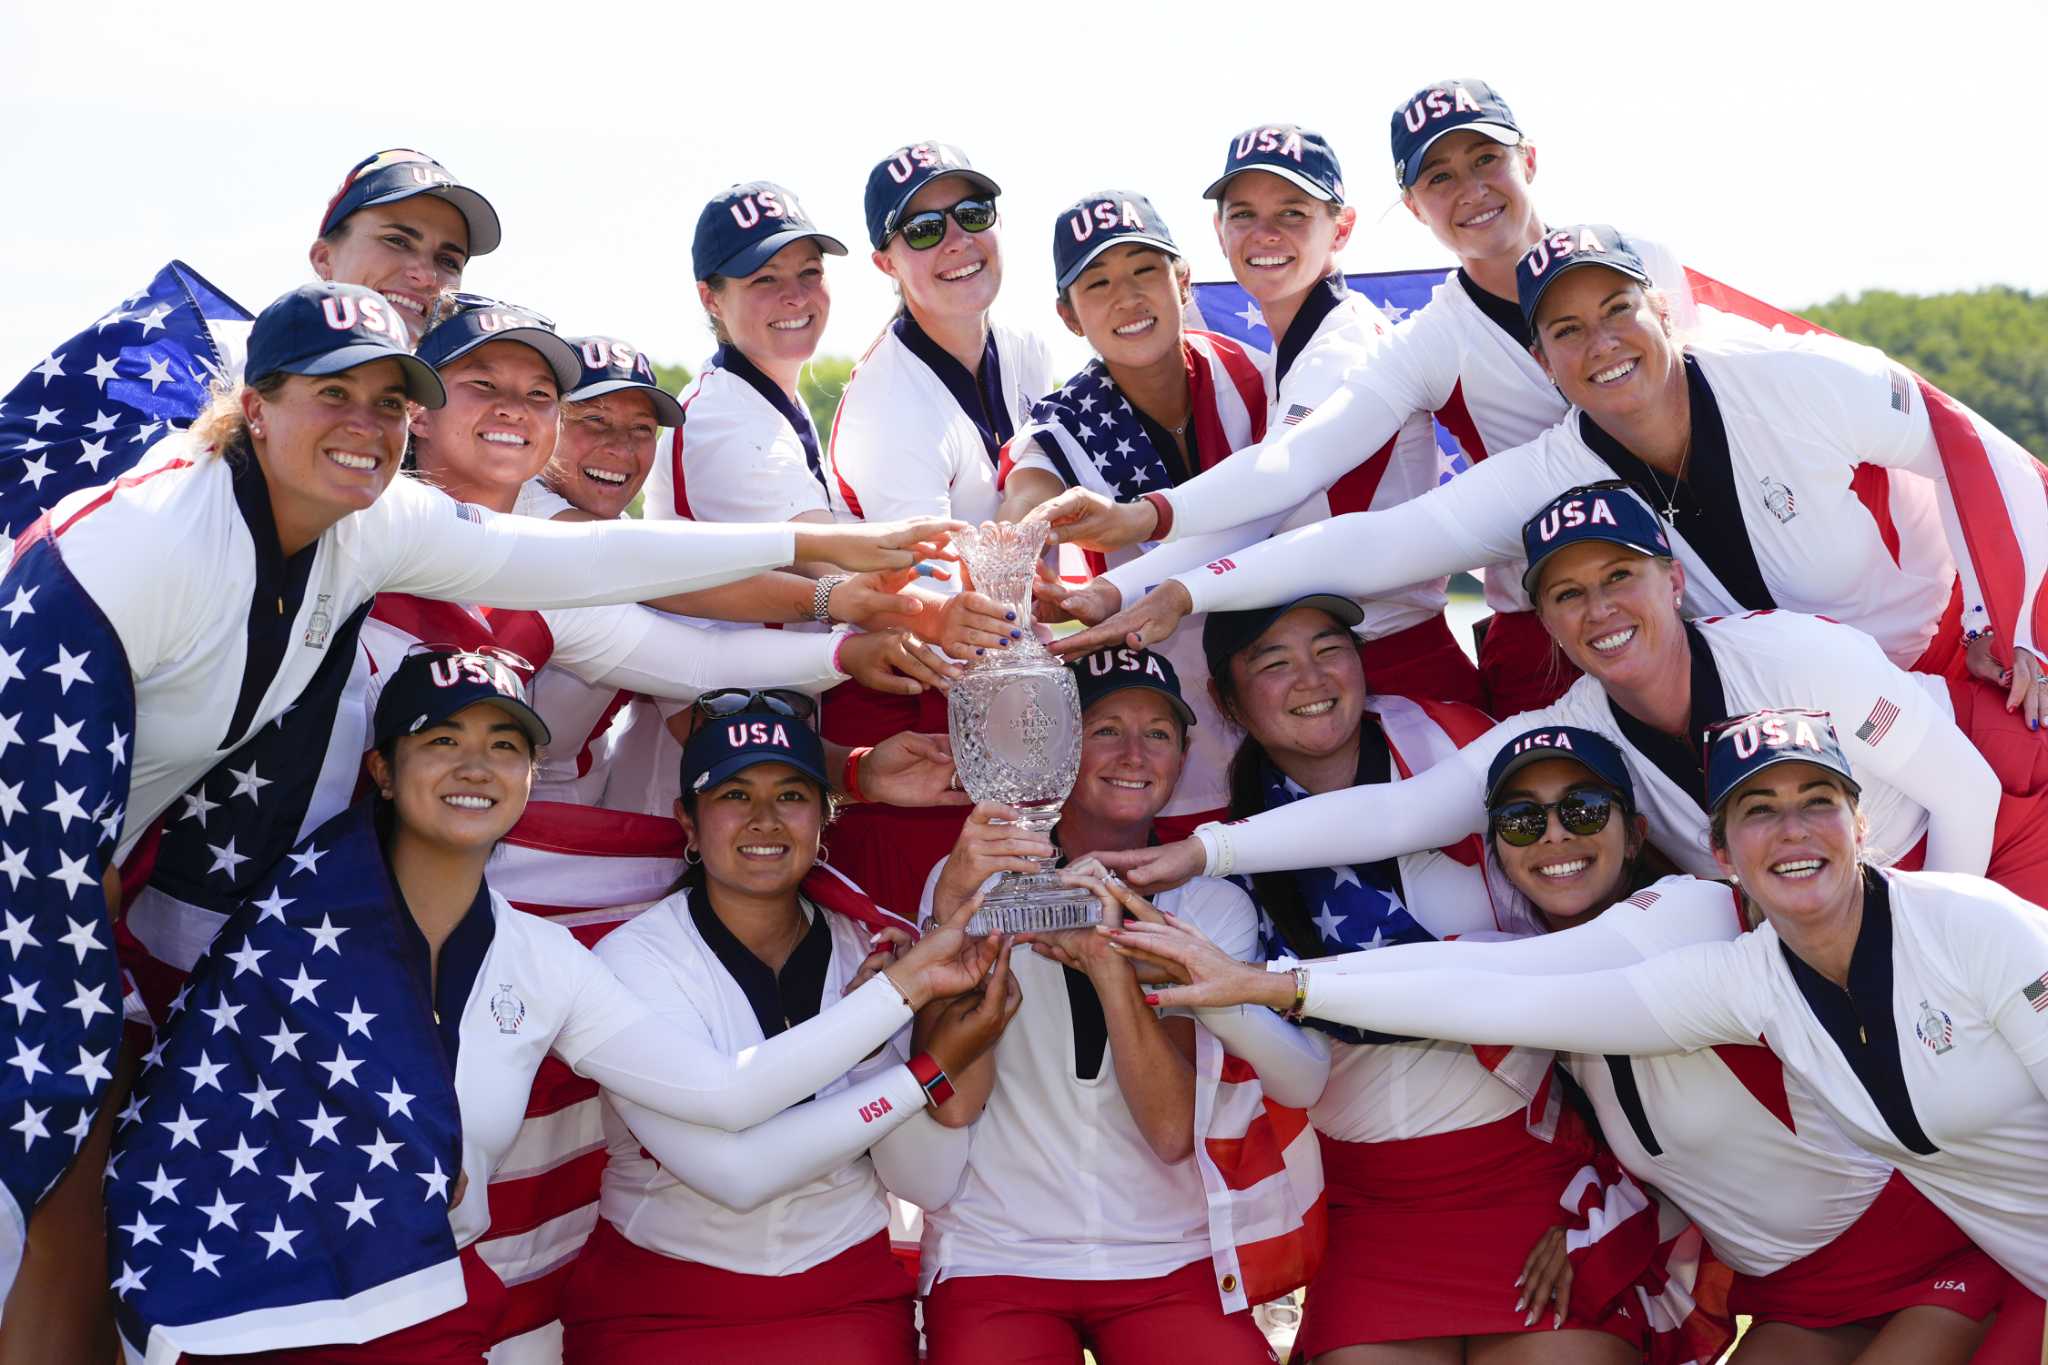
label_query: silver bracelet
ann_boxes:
[812,574,851,623]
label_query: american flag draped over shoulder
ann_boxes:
[107,803,467,1363]
[0,262,250,544]
[0,527,134,1253]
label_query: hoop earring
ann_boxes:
[682,844,701,867]
[817,840,831,865]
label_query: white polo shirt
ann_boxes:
[592,890,928,1276]
[1628,869,2048,1296]
[826,314,1056,530]
[645,347,833,526]
[911,865,1256,1284]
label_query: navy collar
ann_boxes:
[1578,356,1777,612]
[392,867,496,1069]
[1457,268,1532,348]
[691,890,833,1043]
[1607,621,1728,813]
[1274,274,1348,385]
[713,344,827,494]
[894,313,1012,462]
[1780,869,1937,1155]
[225,453,320,750]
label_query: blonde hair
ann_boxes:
[187,371,287,462]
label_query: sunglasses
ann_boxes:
[403,641,537,679]
[694,688,817,722]
[427,291,558,333]
[894,198,997,251]
[1488,785,1620,847]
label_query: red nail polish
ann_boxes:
[1143,994,1160,1006]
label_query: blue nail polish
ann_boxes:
[1005,610,1017,622]
[975,648,986,657]
[999,638,1011,647]
[1010,629,1023,640]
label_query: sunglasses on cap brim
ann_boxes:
[427,291,558,334]
[693,688,818,722]
[893,198,997,251]
[1487,785,1620,847]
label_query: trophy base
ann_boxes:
[965,872,1103,936]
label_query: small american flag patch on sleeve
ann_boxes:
[455,502,485,524]
[1855,697,1900,745]
[1281,404,1314,426]
[1624,891,1661,910]
[2024,972,2048,1013]
[1889,368,1914,415]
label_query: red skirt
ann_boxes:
[820,683,969,920]
[1296,1114,1640,1355]
[922,1258,1274,1365]
[1358,613,1488,711]
[557,1218,916,1365]
[185,1246,506,1365]
[1729,1170,2007,1328]
[1474,609,1580,717]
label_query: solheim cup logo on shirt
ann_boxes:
[1915,999,1954,1055]
[490,983,527,1035]
[1758,476,1798,524]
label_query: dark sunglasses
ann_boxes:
[403,641,536,680]
[427,291,558,333]
[694,688,817,722]
[894,198,997,251]
[1488,785,1620,847]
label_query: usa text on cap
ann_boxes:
[1203,125,1345,203]
[373,647,550,750]
[1515,224,1654,329]
[1705,708,1860,813]
[416,301,583,393]
[1053,191,1178,291]
[318,149,502,257]
[1485,725,1636,810]
[1390,80,1522,188]
[245,282,446,408]
[864,142,1001,250]
[1068,644,1197,731]
[1520,483,1671,595]
[693,181,849,282]
[680,709,830,796]
[566,336,685,427]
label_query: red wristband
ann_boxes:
[842,746,873,804]
[907,1051,955,1107]
[1139,491,1173,541]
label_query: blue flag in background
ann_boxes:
[1191,269,1474,485]
[0,262,251,540]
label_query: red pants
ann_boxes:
[1945,674,2048,798]
[1730,1170,2007,1328]
[922,1258,1276,1365]
[1475,609,1580,717]
[1358,613,1488,711]
[1300,1115,1640,1355]
[186,1247,506,1364]
[1974,1280,2048,1363]
[558,1219,916,1365]
[820,683,970,921]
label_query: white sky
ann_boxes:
[5,0,2045,382]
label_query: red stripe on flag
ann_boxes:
[483,1144,610,1241]
[1919,378,2031,668]
[523,1057,599,1120]
[49,457,196,538]
[1434,381,1490,463]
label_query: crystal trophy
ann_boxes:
[946,520,1095,935]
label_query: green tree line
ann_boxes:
[1802,286,2047,460]
[647,358,854,439]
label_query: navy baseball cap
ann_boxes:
[373,648,550,751]
[245,282,446,408]
[1202,593,1364,684]
[680,709,830,796]
[1054,191,1178,291]
[416,301,582,394]
[1203,125,1345,203]
[1516,224,1655,329]
[693,181,848,282]
[1705,708,1860,813]
[1391,80,1523,188]
[1486,726,1635,810]
[864,141,1001,250]
[566,336,685,427]
[1521,484,1672,596]
[317,149,501,257]
[1069,645,1197,731]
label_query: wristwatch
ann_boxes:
[812,574,852,623]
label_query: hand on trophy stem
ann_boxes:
[936,590,1022,658]
[1051,580,1193,658]
[856,732,971,808]
[931,803,1059,924]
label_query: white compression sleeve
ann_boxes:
[1302,962,1686,1056]
[869,1111,974,1211]
[1162,383,1410,541]
[1099,518,1289,607]
[588,615,846,698]
[572,975,913,1132]
[1308,915,1648,979]
[1190,1005,1331,1108]
[609,1064,928,1213]
[1198,749,1488,877]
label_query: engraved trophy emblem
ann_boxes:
[945,520,1095,935]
